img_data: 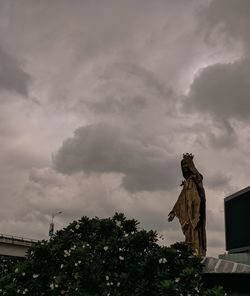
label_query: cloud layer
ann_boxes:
[0,46,30,96]
[54,123,178,192]
[186,59,250,121]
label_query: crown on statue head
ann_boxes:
[182,153,194,161]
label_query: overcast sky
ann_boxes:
[0,0,250,257]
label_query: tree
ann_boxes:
[0,213,224,295]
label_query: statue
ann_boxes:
[168,153,206,256]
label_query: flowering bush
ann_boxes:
[0,213,224,295]
[0,256,23,279]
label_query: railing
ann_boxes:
[0,233,38,244]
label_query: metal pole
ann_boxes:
[49,211,63,237]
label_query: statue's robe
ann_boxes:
[172,176,206,256]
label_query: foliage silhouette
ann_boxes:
[0,213,224,295]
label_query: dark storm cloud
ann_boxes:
[185,59,250,121]
[0,46,30,96]
[200,0,250,51]
[185,0,250,122]
[53,123,179,192]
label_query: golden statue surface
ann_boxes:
[168,153,206,256]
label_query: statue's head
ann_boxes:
[181,153,197,179]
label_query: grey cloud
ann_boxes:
[208,131,237,150]
[2,148,45,170]
[67,62,174,119]
[200,0,250,51]
[122,161,175,193]
[0,46,30,96]
[23,167,182,240]
[29,167,67,187]
[207,120,237,149]
[206,172,231,190]
[207,236,224,248]
[53,123,179,192]
[113,63,172,98]
[185,59,250,121]
[85,95,148,117]
[192,0,250,124]
[0,0,199,113]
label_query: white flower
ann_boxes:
[22,272,26,276]
[75,224,80,229]
[15,268,19,273]
[119,248,123,251]
[33,274,39,278]
[78,260,81,264]
[107,282,110,286]
[124,233,129,237]
[119,256,124,261]
[131,231,135,235]
[159,258,167,264]
[117,282,120,287]
[106,275,109,281]
[75,262,78,266]
[60,264,64,269]
[110,282,113,285]
[103,246,109,251]
[116,220,122,227]
[23,288,28,294]
[175,277,180,283]
[50,283,55,290]
[17,289,20,293]
[107,293,110,296]
[63,250,71,257]
[195,287,199,292]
